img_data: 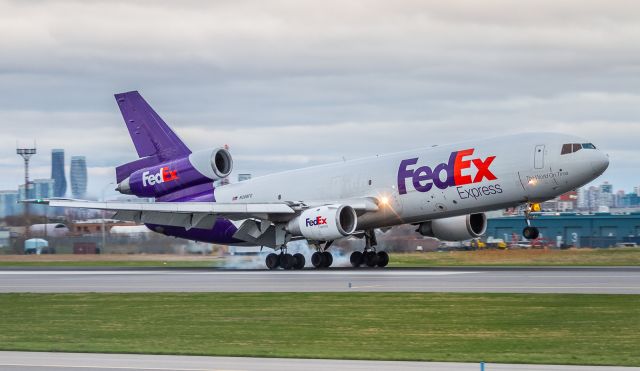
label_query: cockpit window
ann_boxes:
[561,143,589,155]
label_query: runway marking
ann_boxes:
[349,285,384,289]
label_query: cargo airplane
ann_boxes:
[30,91,609,269]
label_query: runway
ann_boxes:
[1,352,638,371]
[0,267,639,293]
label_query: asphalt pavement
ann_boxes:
[1,352,638,371]
[0,267,638,293]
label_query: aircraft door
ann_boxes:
[534,145,545,169]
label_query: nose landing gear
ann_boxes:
[522,203,540,240]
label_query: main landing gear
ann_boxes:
[265,251,305,270]
[311,241,333,269]
[522,203,540,240]
[311,251,333,268]
[350,229,389,268]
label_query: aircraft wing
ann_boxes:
[27,199,296,230]
[25,197,380,231]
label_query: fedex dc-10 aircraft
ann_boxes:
[31,91,609,269]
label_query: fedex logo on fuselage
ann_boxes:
[398,149,496,195]
[142,166,179,187]
[305,216,328,227]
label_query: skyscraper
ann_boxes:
[600,182,613,194]
[70,156,87,199]
[598,181,614,208]
[51,149,67,197]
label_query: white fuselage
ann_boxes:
[215,133,609,231]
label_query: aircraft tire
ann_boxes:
[311,252,323,268]
[376,251,389,268]
[293,253,306,270]
[350,251,363,267]
[322,251,333,268]
[281,253,295,270]
[364,251,378,267]
[523,226,540,240]
[266,253,280,270]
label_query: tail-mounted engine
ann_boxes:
[417,213,487,241]
[287,204,358,241]
[117,147,233,198]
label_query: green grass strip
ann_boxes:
[0,293,638,366]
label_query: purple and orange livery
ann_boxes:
[397,149,497,195]
[113,91,237,243]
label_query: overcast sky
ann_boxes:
[0,0,638,198]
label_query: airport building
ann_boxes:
[486,213,640,248]
[70,156,87,199]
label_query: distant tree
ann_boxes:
[2,215,31,227]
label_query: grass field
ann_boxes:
[390,248,640,267]
[0,292,638,366]
[0,248,639,267]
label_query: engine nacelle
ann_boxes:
[188,147,233,181]
[117,147,233,197]
[417,213,487,241]
[287,205,358,241]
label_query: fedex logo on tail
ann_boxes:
[142,167,179,187]
[306,216,328,227]
[398,149,496,195]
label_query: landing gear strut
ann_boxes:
[265,249,306,270]
[522,203,540,240]
[350,229,389,268]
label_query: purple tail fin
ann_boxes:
[114,91,192,183]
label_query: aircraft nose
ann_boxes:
[591,151,609,175]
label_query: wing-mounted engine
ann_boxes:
[117,147,233,198]
[287,204,358,241]
[417,213,487,241]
